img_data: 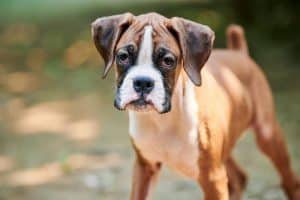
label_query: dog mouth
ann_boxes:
[125,97,156,112]
[114,91,171,114]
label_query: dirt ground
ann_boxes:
[0,79,299,200]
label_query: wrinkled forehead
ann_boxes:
[116,15,180,55]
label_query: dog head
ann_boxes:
[92,12,214,113]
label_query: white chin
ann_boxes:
[120,95,164,113]
[125,103,155,112]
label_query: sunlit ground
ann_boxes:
[0,3,299,199]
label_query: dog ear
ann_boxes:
[166,17,214,86]
[91,13,135,78]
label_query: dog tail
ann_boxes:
[226,24,248,55]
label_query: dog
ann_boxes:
[91,12,300,200]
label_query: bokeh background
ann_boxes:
[0,0,299,199]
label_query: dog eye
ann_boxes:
[118,51,129,61]
[117,49,129,64]
[162,55,176,68]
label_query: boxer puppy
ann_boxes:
[91,12,300,200]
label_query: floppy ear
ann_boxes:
[167,17,214,86]
[91,13,134,78]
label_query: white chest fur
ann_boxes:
[129,78,200,180]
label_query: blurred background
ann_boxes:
[0,0,299,199]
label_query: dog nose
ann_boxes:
[133,77,154,94]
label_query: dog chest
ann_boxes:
[129,111,200,180]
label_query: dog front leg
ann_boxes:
[198,124,229,200]
[130,156,161,200]
[198,163,229,200]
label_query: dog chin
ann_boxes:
[114,98,170,114]
[125,103,155,112]
[125,98,158,113]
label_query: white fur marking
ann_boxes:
[129,111,138,138]
[137,25,153,65]
[185,78,199,144]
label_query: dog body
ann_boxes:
[129,48,255,179]
[92,13,300,200]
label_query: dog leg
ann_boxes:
[198,161,229,200]
[130,157,161,200]
[226,157,248,200]
[249,65,300,199]
[254,121,300,200]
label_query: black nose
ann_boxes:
[133,77,155,94]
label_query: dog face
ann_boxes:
[92,13,214,113]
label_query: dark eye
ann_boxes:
[118,51,128,61]
[117,49,129,65]
[162,55,176,68]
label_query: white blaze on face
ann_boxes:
[137,25,153,65]
[118,25,166,112]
